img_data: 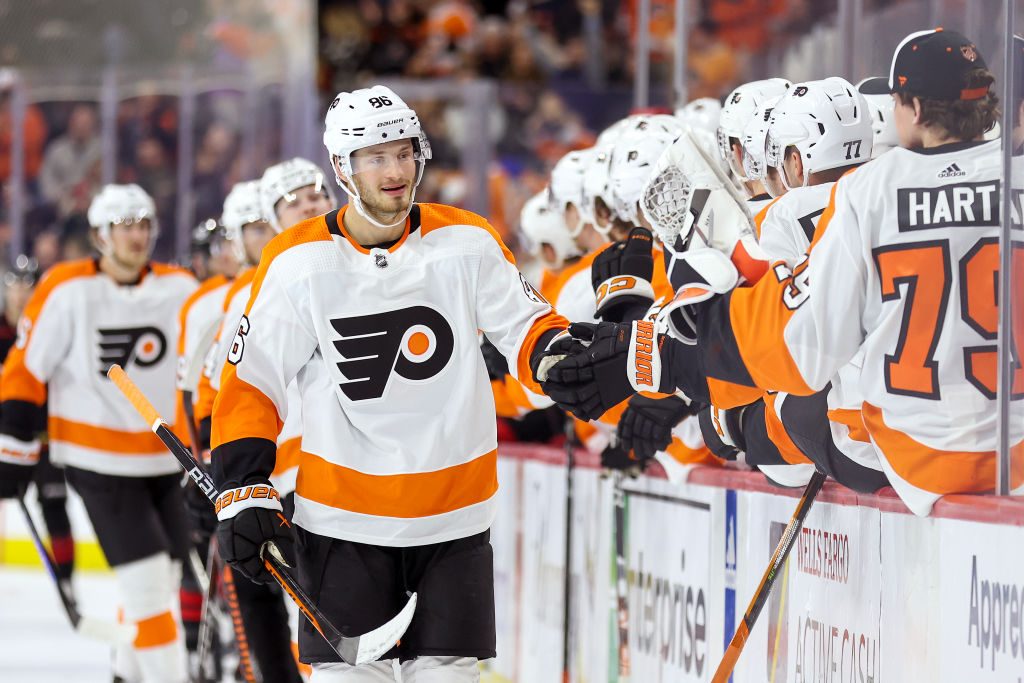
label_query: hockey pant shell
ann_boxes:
[231,566,304,683]
[295,527,496,663]
[309,656,480,682]
[114,553,188,683]
[775,388,889,493]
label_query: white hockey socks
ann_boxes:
[114,553,187,683]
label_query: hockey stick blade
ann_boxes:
[18,497,137,644]
[106,364,417,664]
[711,469,826,683]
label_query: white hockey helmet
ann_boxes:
[580,143,617,235]
[323,85,431,229]
[608,117,684,226]
[856,76,900,158]
[765,77,874,189]
[548,147,595,235]
[595,114,644,148]
[87,183,159,255]
[520,191,581,267]
[675,97,722,137]
[221,180,267,265]
[740,95,783,182]
[717,78,792,178]
[258,157,335,234]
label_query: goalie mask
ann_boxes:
[520,190,581,268]
[258,158,335,234]
[87,183,159,256]
[548,147,595,236]
[765,77,873,190]
[740,96,783,182]
[323,85,431,229]
[717,78,792,180]
[608,117,684,226]
[222,180,268,265]
[856,76,900,158]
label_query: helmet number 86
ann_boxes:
[368,96,393,109]
[227,315,250,366]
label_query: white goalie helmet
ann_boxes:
[548,147,595,235]
[740,95,783,182]
[608,117,684,226]
[221,180,267,265]
[87,183,159,255]
[717,78,792,179]
[323,85,431,229]
[856,76,900,158]
[765,76,874,189]
[258,157,335,233]
[520,190,581,267]
[675,97,722,137]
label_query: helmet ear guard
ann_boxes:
[258,158,335,233]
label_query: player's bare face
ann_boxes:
[241,220,274,266]
[350,140,417,223]
[275,186,333,232]
[109,218,152,271]
[4,281,32,323]
[892,94,922,149]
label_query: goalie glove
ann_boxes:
[618,394,699,463]
[658,247,739,344]
[591,227,656,323]
[0,434,41,499]
[215,478,295,584]
[540,320,677,422]
[697,403,749,461]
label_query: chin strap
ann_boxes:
[333,161,423,230]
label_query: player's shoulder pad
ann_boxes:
[417,203,514,263]
[263,214,335,265]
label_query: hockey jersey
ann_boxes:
[0,259,197,476]
[211,204,568,546]
[696,140,1024,514]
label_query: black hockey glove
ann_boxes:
[215,478,295,584]
[540,321,677,422]
[697,403,749,462]
[618,394,699,463]
[480,336,510,381]
[600,442,646,477]
[0,434,41,499]
[591,228,656,323]
[184,478,217,539]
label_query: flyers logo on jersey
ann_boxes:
[97,326,167,375]
[331,305,455,401]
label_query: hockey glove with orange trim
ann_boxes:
[600,442,647,476]
[697,403,748,461]
[0,434,41,499]
[215,477,295,584]
[591,228,656,323]
[540,320,678,422]
[618,394,699,463]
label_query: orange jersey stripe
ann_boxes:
[862,402,1024,494]
[177,274,231,356]
[753,196,783,240]
[515,310,570,395]
[707,376,764,410]
[49,416,166,454]
[665,437,721,467]
[295,449,498,518]
[763,393,814,466]
[222,268,256,314]
[826,407,871,443]
[0,259,97,405]
[194,370,216,423]
[134,610,178,649]
[273,436,301,477]
[491,378,521,418]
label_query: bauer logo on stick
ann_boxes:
[331,305,455,401]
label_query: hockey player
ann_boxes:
[717,78,792,214]
[540,29,1015,516]
[857,77,902,158]
[0,255,76,584]
[210,85,569,681]
[0,184,198,681]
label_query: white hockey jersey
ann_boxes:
[211,204,568,546]
[702,140,1024,514]
[1,259,197,476]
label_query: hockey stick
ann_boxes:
[711,469,826,683]
[193,538,222,683]
[612,471,631,682]
[106,364,418,666]
[17,497,138,644]
[560,418,575,683]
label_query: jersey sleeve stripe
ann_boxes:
[49,416,167,454]
[515,310,571,395]
[763,393,815,465]
[295,448,498,518]
[0,259,97,405]
[211,373,283,448]
[706,376,764,410]
[754,196,783,239]
[825,407,871,443]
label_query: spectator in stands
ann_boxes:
[30,229,60,273]
[38,104,101,218]
[0,69,48,206]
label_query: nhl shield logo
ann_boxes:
[374,252,388,269]
[961,44,978,62]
